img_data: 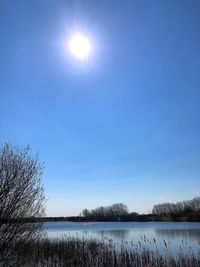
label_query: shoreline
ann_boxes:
[38,214,200,223]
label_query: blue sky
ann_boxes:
[1,0,200,216]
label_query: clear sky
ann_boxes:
[1,0,200,216]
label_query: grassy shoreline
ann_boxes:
[6,237,200,267]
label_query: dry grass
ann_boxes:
[3,236,200,267]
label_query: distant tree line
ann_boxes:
[152,197,200,215]
[81,203,129,218]
[24,197,200,223]
[77,197,200,222]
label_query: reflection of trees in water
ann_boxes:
[82,230,129,239]
[95,230,129,239]
[155,229,200,240]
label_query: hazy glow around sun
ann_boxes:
[68,32,91,60]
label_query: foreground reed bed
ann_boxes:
[6,236,200,267]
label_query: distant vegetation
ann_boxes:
[67,197,200,222]
[81,203,129,217]
[35,198,200,223]
[152,197,200,215]
[37,198,200,223]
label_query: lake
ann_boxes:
[43,221,200,255]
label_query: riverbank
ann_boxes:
[38,212,200,222]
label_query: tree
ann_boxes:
[0,143,46,264]
[82,203,129,218]
[82,209,91,217]
[109,203,129,216]
[152,197,200,215]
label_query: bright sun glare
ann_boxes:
[68,32,91,61]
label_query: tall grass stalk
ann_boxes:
[5,236,200,267]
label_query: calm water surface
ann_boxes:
[43,221,200,255]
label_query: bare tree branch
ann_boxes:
[0,143,46,265]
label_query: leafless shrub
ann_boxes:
[0,143,46,266]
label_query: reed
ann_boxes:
[7,236,200,267]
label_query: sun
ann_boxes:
[68,32,91,61]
